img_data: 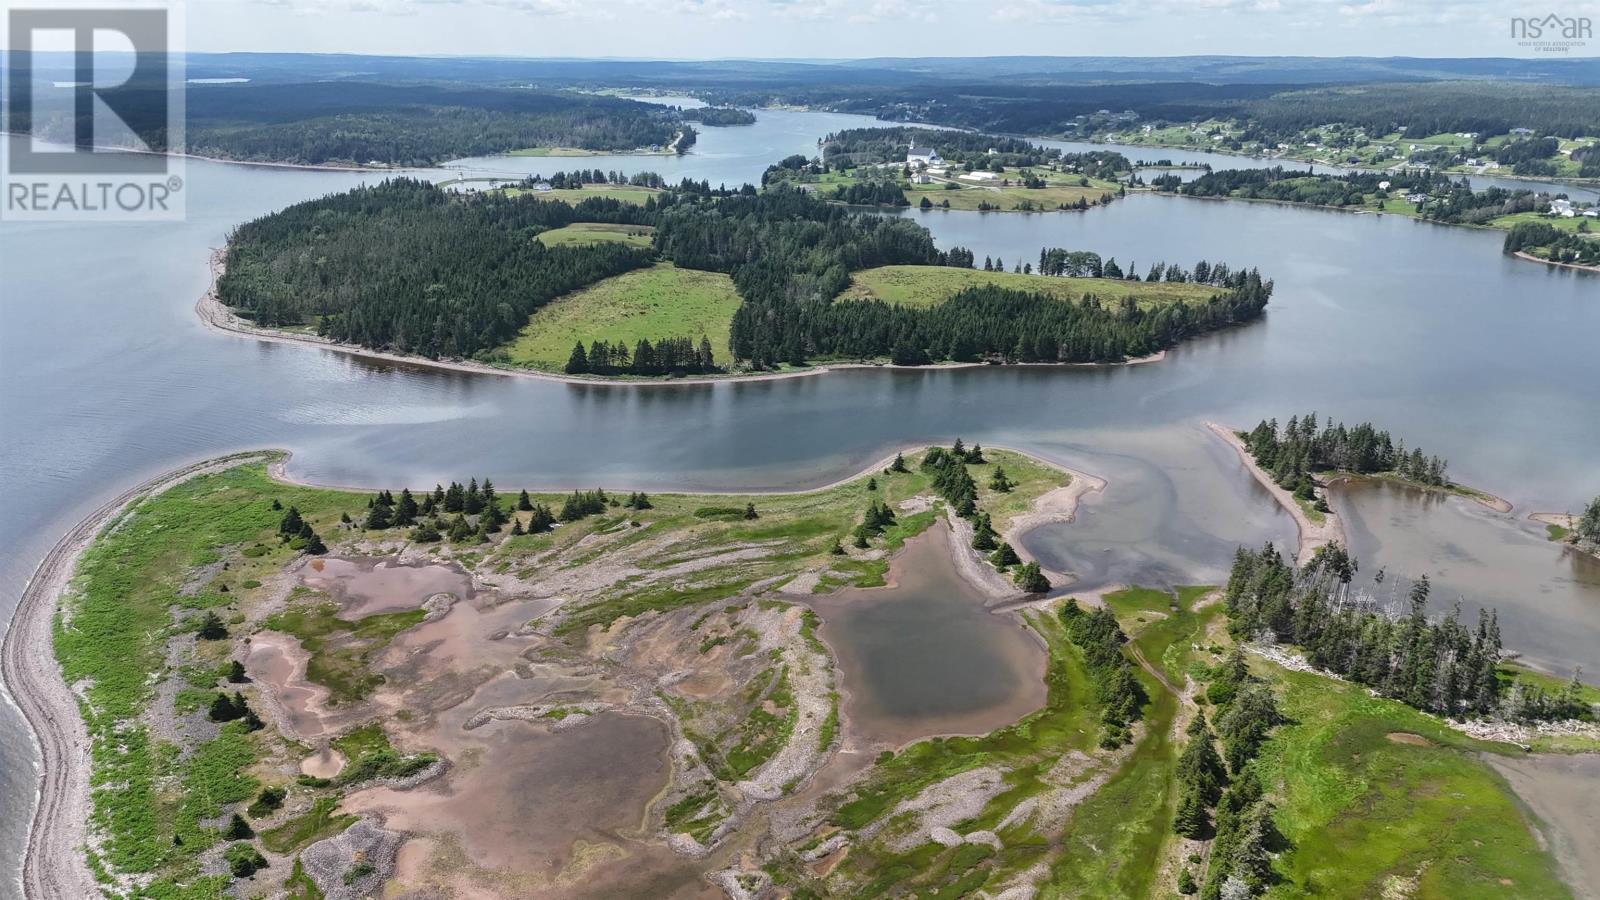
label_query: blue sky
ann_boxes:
[191,0,1599,58]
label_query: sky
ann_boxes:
[182,0,1600,59]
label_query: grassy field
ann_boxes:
[1256,664,1569,898]
[1489,211,1595,234]
[841,265,1223,310]
[905,177,1119,212]
[499,183,661,205]
[534,222,656,249]
[498,262,739,373]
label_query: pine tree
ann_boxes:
[224,814,254,840]
[227,660,249,683]
[518,490,533,511]
[1014,561,1050,593]
[197,612,229,641]
[890,452,908,473]
[565,342,589,374]
[989,466,1013,492]
[991,543,1021,568]
[1173,788,1209,838]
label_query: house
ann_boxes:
[909,171,932,185]
[906,146,942,167]
[529,181,553,193]
[1378,180,1391,191]
[1511,127,1535,137]
[1550,199,1575,217]
[1405,192,1428,203]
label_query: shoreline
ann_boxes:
[1206,422,1346,565]
[195,249,1169,389]
[1513,250,1600,275]
[1,451,277,900]
[1145,192,1600,275]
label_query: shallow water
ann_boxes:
[1335,480,1600,679]
[302,556,473,618]
[807,526,1048,745]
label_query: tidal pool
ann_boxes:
[301,556,473,618]
[807,524,1048,746]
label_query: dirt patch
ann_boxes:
[1386,732,1432,746]
[301,556,473,618]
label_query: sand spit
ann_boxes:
[1207,422,1345,564]
[1,451,276,900]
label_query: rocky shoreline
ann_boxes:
[1,452,276,900]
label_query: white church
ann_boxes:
[906,145,943,167]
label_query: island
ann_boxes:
[206,176,1273,380]
[10,440,1595,899]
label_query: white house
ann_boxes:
[1550,199,1575,217]
[909,171,932,185]
[906,146,943,167]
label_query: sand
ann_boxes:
[1207,422,1346,565]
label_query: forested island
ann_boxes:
[15,82,692,167]
[216,176,1273,378]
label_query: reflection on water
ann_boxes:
[1335,480,1600,679]
[806,526,1047,746]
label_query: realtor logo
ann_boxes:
[2,3,186,220]
[1510,12,1592,52]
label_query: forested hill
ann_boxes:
[15,82,689,167]
[220,178,1274,373]
[218,179,655,358]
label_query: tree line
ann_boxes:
[1059,600,1146,748]
[1503,222,1600,267]
[564,336,719,376]
[1243,413,1449,493]
[28,82,692,167]
[1226,542,1589,722]
[219,178,656,360]
[818,126,1131,180]
[921,441,1048,592]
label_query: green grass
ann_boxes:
[841,265,1222,311]
[1547,523,1572,541]
[540,448,1063,632]
[260,797,357,854]
[1489,211,1595,235]
[903,175,1120,212]
[262,600,426,705]
[500,263,740,373]
[1044,587,1211,899]
[499,183,661,205]
[52,459,365,885]
[534,222,655,249]
[1256,665,1569,899]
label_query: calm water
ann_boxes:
[807,527,1048,746]
[1,105,1598,897]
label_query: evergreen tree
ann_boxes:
[518,490,534,511]
[227,659,249,683]
[197,612,229,641]
[744,503,759,520]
